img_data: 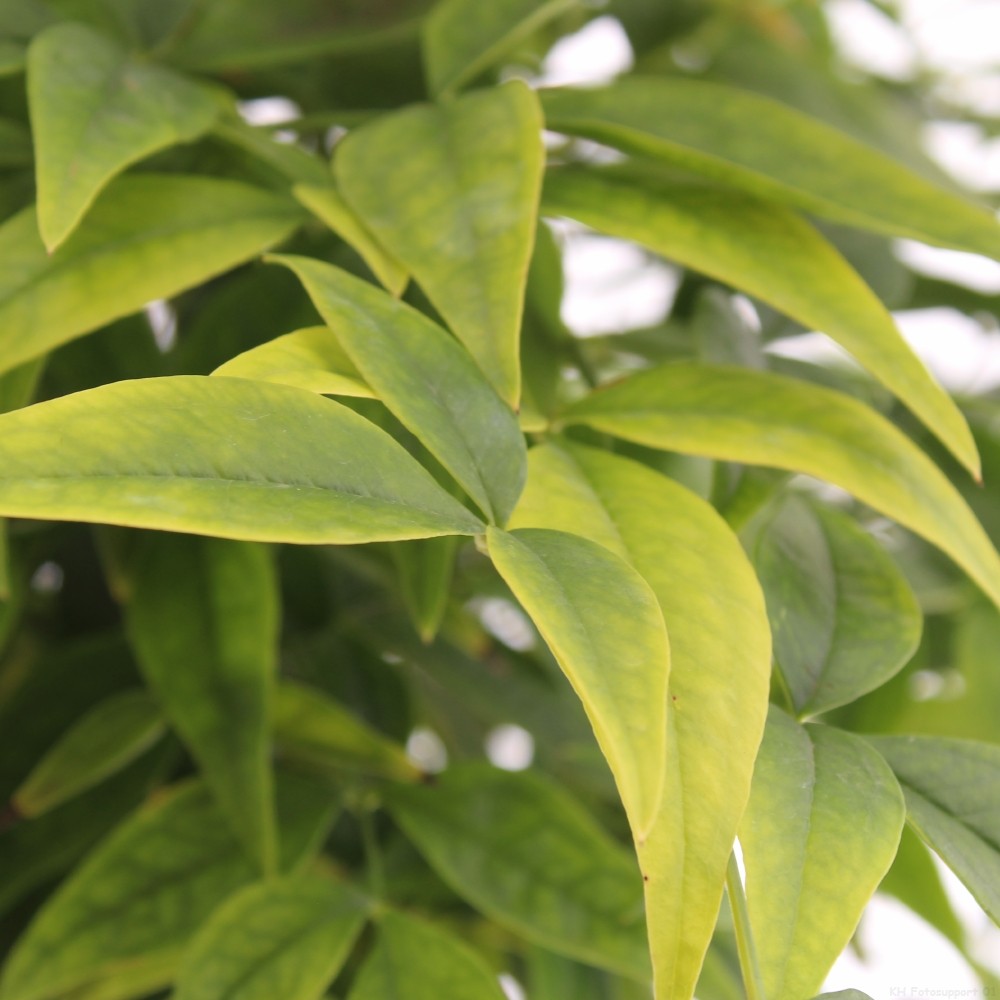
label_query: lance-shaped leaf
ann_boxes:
[126,535,279,873]
[509,442,771,999]
[540,79,1000,260]
[273,256,527,525]
[336,80,545,406]
[12,690,165,818]
[0,376,484,543]
[213,326,374,398]
[173,877,369,1000]
[423,0,580,97]
[740,709,904,1000]
[486,526,669,836]
[752,495,922,717]
[543,166,979,476]
[386,765,649,979]
[349,911,506,1000]
[562,363,1000,613]
[0,174,304,375]
[392,535,459,643]
[28,22,222,250]
[868,735,1000,926]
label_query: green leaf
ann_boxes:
[0,174,304,375]
[273,679,420,783]
[422,0,579,97]
[543,166,979,476]
[293,184,408,296]
[12,690,165,818]
[509,442,771,1000]
[273,255,527,525]
[349,911,506,1000]
[173,876,369,1000]
[386,764,649,979]
[336,80,545,406]
[562,363,1000,613]
[486,526,668,836]
[540,78,1000,259]
[0,118,31,167]
[740,709,904,1000]
[27,22,222,250]
[752,495,922,717]
[0,39,26,76]
[392,535,459,643]
[813,993,875,1000]
[212,326,374,398]
[126,534,279,873]
[0,376,484,543]
[867,735,1000,926]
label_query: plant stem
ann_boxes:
[726,850,766,1000]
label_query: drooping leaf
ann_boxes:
[740,709,905,1000]
[336,80,544,405]
[172,876,369,1000]
[273,679,420,783]
[273,255,527,525]
[509,442,771,999]
[212,326,374,398]
[562,363,1000,613]
[349,910,506,1000]
[0,376,484,542]
[540,78,1000,259]
[868,735,1000,926]
[27,22,222,249]
[0,174,304,375]
[385,764,649,980]
[486,526,668,836]
[293,184,408,296]
[12,690,165,818]
[543,166,979,476]
[392,535,459,642]
[125,534,279,873]
[422,0,579,97]
[752,495,922,717]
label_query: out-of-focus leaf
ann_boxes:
[486,526,668,836]
[752,495,922,717]
[274,255,527,526]
[0,174,304,375]
[0,118,31,167]
[543,166,978,476]
[392,535,458,643]
[740,709,904,1000]
[336,80,544,406]
[386,763,650,979]
[27,22,221,249]
[12,690,164,818]
[0,376,484,542]
[813,993,875,1000]
[563,363,1000,613]
[541,79,1000,259]
[0,40,26,75]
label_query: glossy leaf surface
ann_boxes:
[336,80,544,405]
[740,709,904,1000]
[0,376,484,542]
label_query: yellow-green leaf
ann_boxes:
[336,80,544,406]
[543,166,979,477]
[486,526,668,838]
[540,78,1000,259]
[562,363,1000,613]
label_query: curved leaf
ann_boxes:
[740,709,904,1000]
[173,877,368,1000]
[273,256,526,525]
[509,442,771,1000]
[543,166,978,476]
[540,78,1000,259]
[27,22,222,250]
[0,376,484,543]
[385,763,649,979]
[486,526,668,836]
[336,80,544,405]
[0,174,304,375]
[563,363,1000,613]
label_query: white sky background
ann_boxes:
[538,4,1000,998]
